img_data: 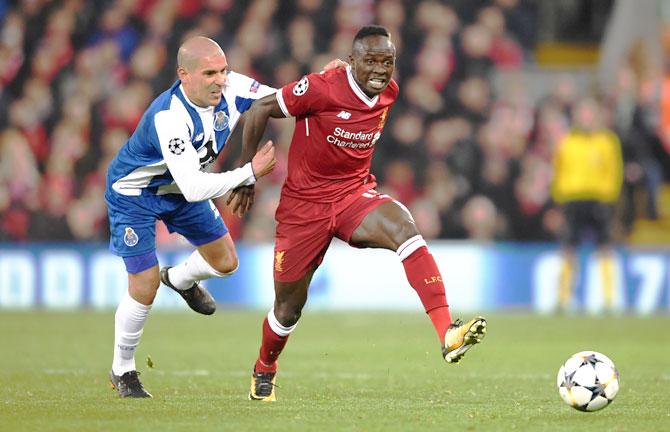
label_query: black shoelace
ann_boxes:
[254,372,276,397]
[449,318,463,329]
[122,371,144,390]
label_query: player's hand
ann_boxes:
[251,140,276,179]
[322,58,348,72]
[227,184,256,217]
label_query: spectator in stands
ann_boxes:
[0,0,661,245]
[0,128,40,240]
[620,74,665,226]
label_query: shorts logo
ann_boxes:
[209,201,221,220]
[214,111,229,131]
[274,250,285,272]
[250,80,260,93]
[293,76,309,96]
[123,227,139,247]
[168,138,186,155]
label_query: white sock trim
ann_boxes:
[168,250,233,290]
[125,292,152,312]
[396,235,427,261]
[197,253,229,278]
[223,262,239,276]
[267,308,297,337]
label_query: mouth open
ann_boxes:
[367,77,387,90]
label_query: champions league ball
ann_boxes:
[556,351,619,412]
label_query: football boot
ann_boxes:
[248,368,277,402]
[160,266,216,315]
[109,370,152,398]
[442,316,487,364]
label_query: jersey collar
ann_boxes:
[346,65,379,108]
[178,84,215,113]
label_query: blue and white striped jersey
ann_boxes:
[106,71,275,202]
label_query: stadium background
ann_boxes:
[1,0,670,314]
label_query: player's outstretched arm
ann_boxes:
[156,110,260,203]
[240,94,285,165]
[227,95,282,215]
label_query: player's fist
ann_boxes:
[251,140,276,178]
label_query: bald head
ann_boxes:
[176,36,229,107]
[178,36,224,72]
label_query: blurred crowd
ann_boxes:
[0,0,668,244]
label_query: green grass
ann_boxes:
[1,311,669,431]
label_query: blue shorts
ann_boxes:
[105,189,227,259]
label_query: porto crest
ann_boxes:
[213,110,229,131]
[123,227,139,247]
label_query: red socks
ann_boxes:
[255,317,289,373]
[254,244,451,370]
[402,246,452,343]
[426,306,452,344]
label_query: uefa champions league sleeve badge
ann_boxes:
[124,227,139,247]
[168,137,186,155]
[293,76,309,96]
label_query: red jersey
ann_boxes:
[276,66,399,202]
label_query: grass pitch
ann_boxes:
[1,310,669,431]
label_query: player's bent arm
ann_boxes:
[155,110,257,202]
[240,94,285,163]
[225,111,247,156]
[178,164,258,202]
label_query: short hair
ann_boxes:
[353,25,390,44]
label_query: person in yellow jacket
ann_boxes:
[551,96,624,312]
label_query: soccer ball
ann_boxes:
[556,351,619,412]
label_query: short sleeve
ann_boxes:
[225,71,277,114]
[276,73,329,118]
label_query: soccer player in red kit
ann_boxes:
[237,25,487,401]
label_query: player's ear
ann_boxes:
[176,66,188,82]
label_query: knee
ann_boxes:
[209,254,239,275]
[128,269,160,304]
[393,219,420,249]
[274,303,302,327]
[131,268,160,289]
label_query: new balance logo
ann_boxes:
[336,111,352,120]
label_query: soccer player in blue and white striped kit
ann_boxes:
[105,36,277,398]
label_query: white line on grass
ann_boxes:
[43,368,211,377]
[42,368,556,381]
[43,368,90,376]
